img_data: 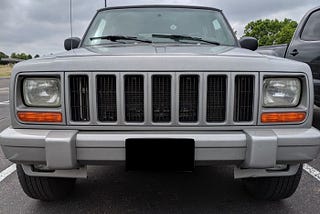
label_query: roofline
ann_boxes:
[97,5,222,13]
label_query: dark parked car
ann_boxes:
[258,6,320,105]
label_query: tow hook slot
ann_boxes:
[22,165,87,178]
[234,164,300,179]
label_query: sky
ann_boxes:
[0,0,319,57]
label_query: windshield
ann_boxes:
[82,7,236,46]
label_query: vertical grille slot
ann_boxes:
[152,75,171,123]
[125,75,144,122]
[234,75,254,122]
[207,75,227,122]
[69,75,90,122]
[97,75,117,122]
[179,75,199,122]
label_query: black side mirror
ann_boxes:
[64,37,81,51]
[239,37,258,51]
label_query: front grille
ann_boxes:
[68,72,257,126]
[69,75,90,121]
[97,75,117,122]
[207,75,227,122]
[179,75,199,122]
[152,75,171,123]
[125,75,144,122]
[234,75,255,122]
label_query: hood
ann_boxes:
[41,44,264,59]
[14,44,310,74]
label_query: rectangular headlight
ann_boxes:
[263,78,301,107]
[23,78,61,107]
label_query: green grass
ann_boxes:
[0,65,13,77]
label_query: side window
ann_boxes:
[301,10,320,41]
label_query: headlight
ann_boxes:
[263,78,301,107]
[23,78,61,107]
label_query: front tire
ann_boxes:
[313,106,320,129]
[17,164,76,201]
[243,164,302,201]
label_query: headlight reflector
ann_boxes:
[23,78,61,107]
[263,78,301,107]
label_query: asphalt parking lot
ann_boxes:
[0,78,320,214]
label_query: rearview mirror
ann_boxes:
[239,37,258,51]
[64,37,81,51]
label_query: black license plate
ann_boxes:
[126,139,195,171]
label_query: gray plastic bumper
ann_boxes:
[1,127,320,170]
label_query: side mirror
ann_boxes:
[64,37,81,51]
[239,37,258,51]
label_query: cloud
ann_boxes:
[0,0,319,56]
[0,0,101,56]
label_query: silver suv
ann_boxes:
[1,4,320,201]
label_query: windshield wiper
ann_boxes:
[90,35,152,44]
[152,34,220,45]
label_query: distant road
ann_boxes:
[0,78,11,173]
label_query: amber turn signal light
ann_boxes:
[17,112,63,123]
[261,112,306,123]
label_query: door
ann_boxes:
[286,9,320,105]
[286,9,320,79]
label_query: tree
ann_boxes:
[11,52,33,60]
[0,51,8,59]
[243,18,298,46]
[11,53,17,59]
[34,54,40,58]
[19,53,27,60]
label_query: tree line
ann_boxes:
[0,51,40,60]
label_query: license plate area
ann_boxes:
[126,139,195,171]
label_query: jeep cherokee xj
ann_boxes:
[1,4,320,201]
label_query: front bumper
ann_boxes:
[1,127,320,170]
